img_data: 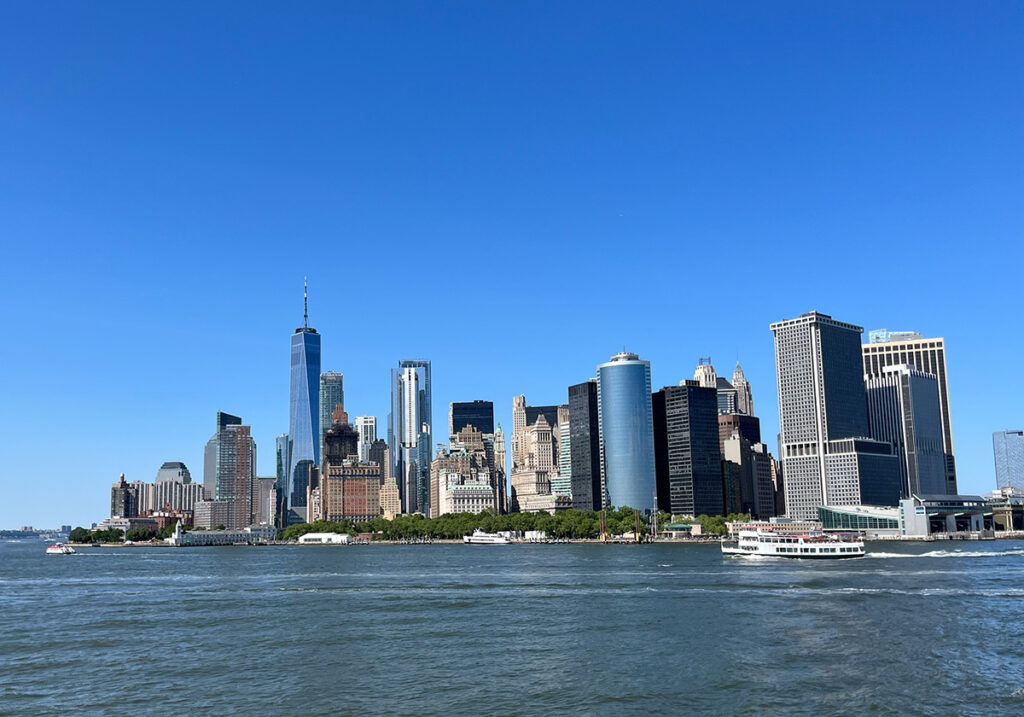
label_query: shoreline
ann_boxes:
[63,533,1024,548]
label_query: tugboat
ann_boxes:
[721,527,865,559]
[463,529,511,545]
[45,542,76,555]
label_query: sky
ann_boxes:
[0,2,1021,528]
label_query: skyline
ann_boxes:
[1,2,1022,526]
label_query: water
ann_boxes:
[3,540,1024,716]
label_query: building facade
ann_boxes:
[449,400,494,437]
[772,311,901,520]
[597,352,656,512]
[865,364,947,497]
[289,282,321,510]
[652,381,722,517]
[354,416,377,462]
[568,380,602,511]
[994,430,1024,492]
[717,413,761,453]
[388,359,432,515]
[863,331,957,493]
[319,371,345,461]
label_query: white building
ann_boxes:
[297,532,351,544]
[354,416,377,462]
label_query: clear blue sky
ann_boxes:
[1,2,1021,528]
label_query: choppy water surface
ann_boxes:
[2,540,1024,716]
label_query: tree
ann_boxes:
[215,524,226,531]
[125,528,156,542]
[68,527,91,543]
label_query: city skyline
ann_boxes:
[2,3,1021,527]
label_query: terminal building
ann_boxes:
[817,494,990,538]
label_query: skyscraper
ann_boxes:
[772,311,901,520]
[275,433,290,526]
[354,416,377,462]
[865,364,947,497]
[732,362,754,416]
[388,359,432,514]
[568,380,602,511]
[204,412,241,500]
[652,381,722,517]
[319,371,345,461]
[289,280,321,510]
[596,351,656,512]
[994,430,1024,492]
[863,330,957,493]
[449,400,494,437]
[201,412,257,530]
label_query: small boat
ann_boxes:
[721,527,864,559]
[45,542,76,555]
[463,529,511,545]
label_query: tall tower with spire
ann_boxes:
[289,278,321,516]
[733,361,754,416]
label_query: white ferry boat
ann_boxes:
[45,542,76,555]
[721,528,864,559]
[463,529,511,545]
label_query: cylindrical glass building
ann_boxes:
[597,352,656,512]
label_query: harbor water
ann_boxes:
[2,540,1024,715]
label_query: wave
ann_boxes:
[869,548,1024,559]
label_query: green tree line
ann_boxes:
[279,507,748,541]
[68,524,180,543]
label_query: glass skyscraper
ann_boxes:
[388,359,432,514]
[994,430,1024,492]
[289,283,321,509]
[319,371,344,460]
[596,352,656,512]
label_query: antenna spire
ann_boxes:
[303,277,308,329]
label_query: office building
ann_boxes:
[436,470,496,516]
[717,413,761,453]
[430,425,503,517]
[568,380,602,511]
[319,371,345,460]
[863,330,957,493]
[367,438,390,482]
[653,381,722,517]
[597,352,656,512]
[289,281,321,509]
[354,416,377,462]
[732,362,754,416]
[155,461,191,485]
[722,433,776,519]
[994,430,1024,492]
[510,414,566,513]
[694,358,716,389]
[493,423,507,513]
[449,400,494,437]
[253,477,277,526]
[772,311,901,520]
[275,434,290,526]
[388,359,432,514]
[321,459,381,523]
[866,364,947,497]
[379,474,401,519]
[511,395,564,472]
[551,416,572,499]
